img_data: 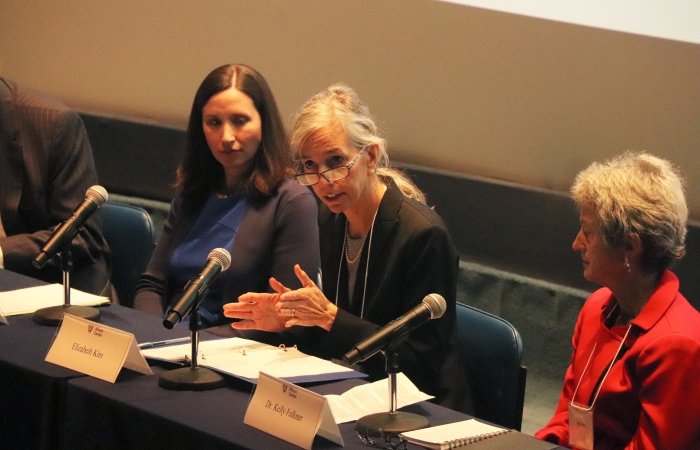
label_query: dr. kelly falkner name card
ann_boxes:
[245,372,343,449]
[45,314,152,382]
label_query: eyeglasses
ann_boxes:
[294,148,366,186]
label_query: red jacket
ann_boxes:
[536,270,700,449]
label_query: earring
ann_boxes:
[624,256,631,273]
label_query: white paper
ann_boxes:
[0,284,109,316]
[400,419,508,447]
[0,305,8,325]
[324,372,434,423]
[141,337,362,383]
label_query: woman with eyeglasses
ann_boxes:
[224,84,472,414]
[134,64,319,335]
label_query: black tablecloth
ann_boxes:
[63,367,461,450]
[1,269,562,450]
[0,269,188,450]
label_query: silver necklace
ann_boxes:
[335,206,380,320]
[344,232,367,264]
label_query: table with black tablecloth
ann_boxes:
[62,368,563,450]
[63,368,463,450]
[1,269,562,450]
[0,269,188,449]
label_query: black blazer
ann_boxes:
[0,78,111,295]
[298,180,472,414]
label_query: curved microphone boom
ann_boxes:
[343,293,447,365]
[33,185,108,269]
[163,248,231,329]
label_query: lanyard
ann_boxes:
[571,323,632,410]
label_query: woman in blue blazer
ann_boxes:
[134,64,319,333]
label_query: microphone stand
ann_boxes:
[355,344,429,446]
[33,238,101,326]
[158,307,226,390]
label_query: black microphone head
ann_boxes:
[86,185,108,206]
[208,248,231,271]
[423,293,447,319]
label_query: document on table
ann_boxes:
[0,284,110,316]
[399,419,510,449]
[324,372,434,424]
[140,337,366,384]
[400,420,559,450]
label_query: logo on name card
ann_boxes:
[282,384,298,398]
[87,324,104,336]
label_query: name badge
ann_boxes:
[244,371,343,449]
[568,401,594,450]
[45,313,152,382]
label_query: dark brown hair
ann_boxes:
[176,64,291,206]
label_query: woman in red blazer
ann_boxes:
[535,152,700,449]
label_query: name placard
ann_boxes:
[45,314,152,382]
[244,371,343,449]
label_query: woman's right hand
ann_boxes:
[223,276,291,332]
[275,264,338,331]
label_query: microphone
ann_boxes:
[163,248,231,329]
[343,293,447,365]
[33,185,108,269]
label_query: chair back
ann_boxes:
[455,302,527,430]
[101,202,155,307]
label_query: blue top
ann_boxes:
[168,194,248,326]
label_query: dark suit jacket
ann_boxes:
[297,180,473,414]
[133,179,320,334]
[0,78,111,295]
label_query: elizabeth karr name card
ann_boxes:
[45,314,152,382]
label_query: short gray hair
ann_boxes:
[571,152,687,273]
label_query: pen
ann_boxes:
[138,336,191,349]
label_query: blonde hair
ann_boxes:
[571,151,688,273]
[291,84,426,204]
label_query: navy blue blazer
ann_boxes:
[134,179,320,334]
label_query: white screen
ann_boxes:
[441,0,700,45]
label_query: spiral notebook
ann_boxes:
[399,419,510,449]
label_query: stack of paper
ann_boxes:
[141,337,365,384]
[399,419,509,449]
[324,372,434,423]
[0,284,110,316]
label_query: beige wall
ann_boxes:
[2,0,699,218]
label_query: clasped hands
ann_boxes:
[223,264,338,333]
